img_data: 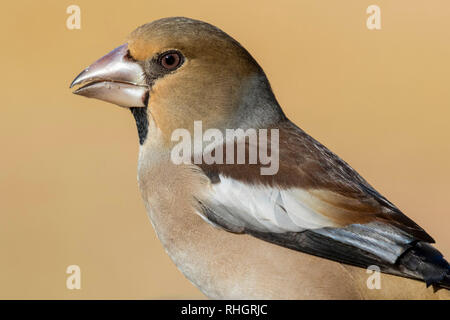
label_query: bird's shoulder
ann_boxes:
[197,119,433,243]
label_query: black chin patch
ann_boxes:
[129,107,148,145]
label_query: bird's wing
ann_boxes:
[198,175,415,265]
[195,120,444,282]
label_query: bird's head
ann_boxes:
[71,17,283,145]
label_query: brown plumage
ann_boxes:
[198,120,433,237]
[71,17,450,299]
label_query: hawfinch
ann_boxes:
[70,17,450,299]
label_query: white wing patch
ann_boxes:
[198,175,416,264]
[202,175,338,233]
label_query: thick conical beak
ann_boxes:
[70,44,149,108]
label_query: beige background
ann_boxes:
[0,0,449,299]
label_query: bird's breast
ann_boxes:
[135,147,450,300]
[136,149,359,299]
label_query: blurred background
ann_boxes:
[0,0,449,299]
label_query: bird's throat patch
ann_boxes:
[130,107,149,145]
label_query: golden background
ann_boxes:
[0,0,449,299]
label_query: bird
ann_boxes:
[70,17,450,299]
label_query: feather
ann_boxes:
[195,119,449,287]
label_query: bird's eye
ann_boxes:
[159,51,183,70]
